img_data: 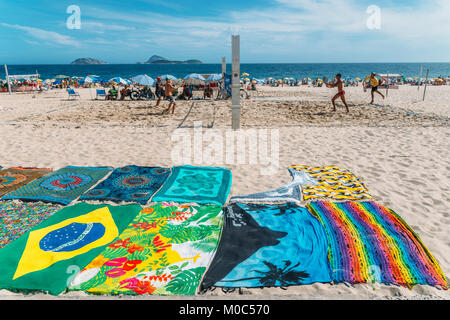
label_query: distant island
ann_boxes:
[70,58,108,65]
[137,55,202,65]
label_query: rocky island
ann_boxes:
[70,58,108,65]
[137,55,202,64]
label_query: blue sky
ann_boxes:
[0,0,449,64]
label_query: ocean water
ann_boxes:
[1,63,450,81]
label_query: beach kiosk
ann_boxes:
[379,73,403,86]
[4,65,40,94]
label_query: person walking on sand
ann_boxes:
[155,77,164,107]
[327,74,350,113]
[363,72,385,104]
[163,79,178,115]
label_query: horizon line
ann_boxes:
[3,61,450,66]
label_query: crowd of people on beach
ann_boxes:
[1,72,449,115]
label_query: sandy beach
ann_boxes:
[0,84,449,300]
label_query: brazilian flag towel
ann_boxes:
[0,202,142,295]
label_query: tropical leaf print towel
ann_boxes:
[69,202,224,295]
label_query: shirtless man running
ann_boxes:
[327,73,350,113]
[164,79,178,115]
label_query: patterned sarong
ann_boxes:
[0,203,142,295]
[80,166,171,205]
[289,165,372,201]
[152,165,232,206]
[306,201,447,289]
[200,203,332,290]
[0,201,61,248]
[69,202,223,295]
[0,167,52,197]
[230,168,316,204]
[2,166,113,205]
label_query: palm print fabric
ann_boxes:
[201,203,332,290]
[69,202,223,295]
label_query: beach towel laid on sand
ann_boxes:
[307,201,448,289]
[152,165,232,206]
[0,203,141,295]
[2,166,113,205]
[69,202,223,295]
[0,201,61,249]
[0,167,52,197]
[230,168,317,204]
[80,166,171,205]
[289,165,372,201]
[200,203,332,290]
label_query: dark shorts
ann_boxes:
[166,95,176,103]
[371,86,379,92]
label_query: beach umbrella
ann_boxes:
[206,74,223,82]
[108,77,130,85]
[131,74,155,86]
[241,73,250,77]
[158,75,177,81]
[183,73,206,85]
[81,76,95,84]
[355,77,361,81]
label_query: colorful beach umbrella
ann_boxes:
[241,73,250,77]
[108,77,131,85]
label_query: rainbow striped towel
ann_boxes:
[307,201,447,289]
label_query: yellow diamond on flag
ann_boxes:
[13,207,119,280]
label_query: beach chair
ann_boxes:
[67,88,80,100]
[96,89,107,100]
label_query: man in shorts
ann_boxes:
[164,79,178,115]
[363,72,385,104]
[327,73,350,113]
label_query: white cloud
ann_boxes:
[54,1,450,62]
[82,21,136,34]
[1,23,80,47]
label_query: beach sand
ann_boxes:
[0,84,449,299]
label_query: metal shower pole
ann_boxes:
[231,35,241,130]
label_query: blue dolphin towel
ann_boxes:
[2,166,113,205]
[152,165,232,206]
[230,168,317,204]
[200,203,332,290]
[79,166,171,205]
